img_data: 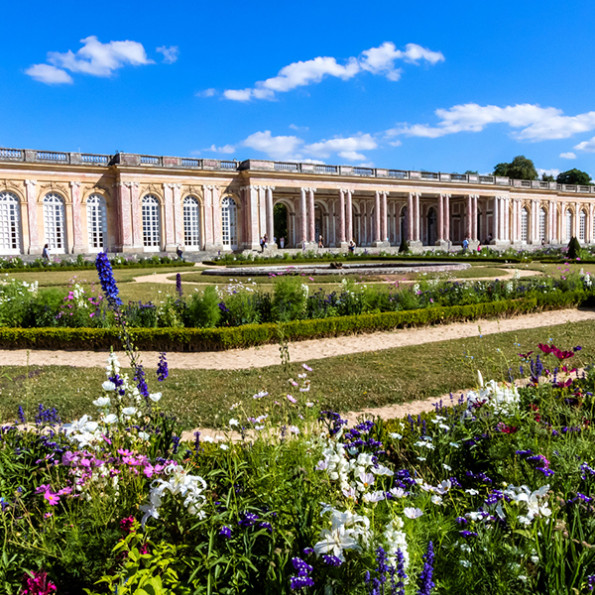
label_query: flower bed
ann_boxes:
[2,341,595,593]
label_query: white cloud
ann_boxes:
[289,123,309,131]
[305,134,378,161]
[156,45,179,64]
[223,41,443,101]
[242,131,304,160]
[207,144,235,154]
[574,136,595,152]
[196,88,216,98]
[26,36,154,83]
[239,130,379,162]
[560,151,577,159]
[389,103,595,142]
[25,63,73,84]
[359,42,444,81]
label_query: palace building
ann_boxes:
[0,146,594,256]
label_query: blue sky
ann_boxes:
[2,0,595,178]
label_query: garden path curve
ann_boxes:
[1,308,593,370]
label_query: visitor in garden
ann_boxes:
[42,243,50,262]
[348,239,356,254]
[462,237,469,253]
[279,236,285,249]
[260,237,265,252]
[318,235,324,248]
[176,245,184,261]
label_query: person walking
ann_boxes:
[348,239,356,254]
[42,243,51,262]
[318,235,324,248]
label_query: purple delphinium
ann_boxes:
[322,554,342,566]
[417,541,435,595]
[175,273,183,298]
[157,352,168,382]
[17,406,26,424]
[95,252,122,310]
[134,365,150,400]
[289,557,315,590]
[219,525,232,539]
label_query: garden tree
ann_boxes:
[556,168,592,185]
[541,173,555,182]
[493,156,538,180]
[567,236,582,259]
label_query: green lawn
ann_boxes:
[2,317,592,429]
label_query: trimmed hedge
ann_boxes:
[0,289,588,352]
[0,259,191,274]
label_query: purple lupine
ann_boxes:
[175,272,183,297]
[416,541,435,595]
[395,548,407,595]
[134,365,150,400]
[95,252,122,310]
[17,406,26,424]
[219,525,232,539]
[156,352,168,382]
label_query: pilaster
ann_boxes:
[70,181,84,253]
[25,180,41,254]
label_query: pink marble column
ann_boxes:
[202,185,214,248]
[466,195,473,240]
[300,188,307,246]
[407,193,414,241]
[437,194,444,242]
[266,186,275,242]
[381,192,388,241]
[446,194,452,241]
[415,193,421,241]
[346,190,353,242]
[212,186,222,246]
[339,189,346,244]
[493,197,499,241]
[130,182,142,248]
[25,180,40,254]
[374,191,381,242]
[115,182,132,252]
[472,195,478,241]
[173,184,184,246]
[163,183,176,251]
[308,188,315,243]
[70,181,83,253]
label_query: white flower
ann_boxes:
[431,495,443,505]
[219,444,229,450]
[122,407,137,417]
[363,491,386,503]
[102,381,116,392]
[149,392,162,403]
[92,396,111,408]
[403,507,424,519]
[138,431,150,441]
[229,418,239,427]
[465,489,479,495]
[252,391,268,399]
[103,413,118,425]
[389,432,403,440]
[389,487,407,499]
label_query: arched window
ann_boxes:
[43,193,66,252]
[566,209,573,241]
[579,210,587,242]
[142,195,161,249]
[539,208,547,242]
[183,196,201,248]
[0,191,21,254]
[520,207,529,242]
[221,196,237,248]
[87,194,107,252]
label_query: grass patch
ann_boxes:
[2,317,594,430]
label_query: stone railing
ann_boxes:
[0,146,594,194]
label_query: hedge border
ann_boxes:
[0,290,589,352]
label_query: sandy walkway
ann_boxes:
[1,308,593,370]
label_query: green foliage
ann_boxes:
[271,276,308,322]
[184,286,221,328]
[557,168,592,185]
[493,155,538,180]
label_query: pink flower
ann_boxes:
[287,394,297,404]
[43,492,60,506]
[302,364,313,372]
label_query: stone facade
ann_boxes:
[1,146,594,256]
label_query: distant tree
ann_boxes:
[493,156,538,180]
[556,168,592,185]
[464,170,478,175]
[541,173,555,182]
[567,236,581,259]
